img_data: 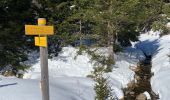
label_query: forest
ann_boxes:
[0,0,169,69]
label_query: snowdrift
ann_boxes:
[0,46,145,100]
[151,35,170,100]
[136,33,170,100]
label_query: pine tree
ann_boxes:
[0,0,34,70]
[93,67,114,100]
[33,0,74,56]
[62,0,97,47]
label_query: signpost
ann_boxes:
[25,18,54,100]
[25,25,54,35]
[35,37,47,47]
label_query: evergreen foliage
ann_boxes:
[93,66,114,100]
[32,0,74,57]
[0,0,34,70]
[87,49,115,99]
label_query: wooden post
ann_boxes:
[25,18,54,100]
[38,18,50,100]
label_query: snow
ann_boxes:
[135,32,170,100]
[143,91,151,99]
[0,76,95,100]
[25,47,93,78]
[151,35,170,100]
[0,45,145,99]
[0,29,170,100]
[135,32,160,56]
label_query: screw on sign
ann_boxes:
[25,18,54,100]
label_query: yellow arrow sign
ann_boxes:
[25,25,54,35]
[35,36,47,47]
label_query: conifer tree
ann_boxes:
[0,0,34,70]
[33,0,74,56]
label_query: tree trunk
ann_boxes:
[107,21,114,60]
[79,19,82,46]
[108,0,114,60]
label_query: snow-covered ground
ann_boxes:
[0,76,94,100]
[0,45,145,100]
[135,32,170,100]
[151,35,170,100]
[24,47,93,78]
[2,31,170,100]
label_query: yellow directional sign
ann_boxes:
[25,25,54,35]
[35,36,47,47]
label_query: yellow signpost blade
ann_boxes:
[39,37,47,47]
[25,25,54,35]
[34,36,47,47]
[35,37,40,46]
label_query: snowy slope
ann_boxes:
[22,46,145,99]
[1,30,169,100]
[24,47,93,78]
[0,76,94,100]
[135,31,160,56]
[107,47,145,98]
[0,45,145,100]
[151,35,170,100]
[136,32,170,100]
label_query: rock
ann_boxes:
[134,74,141,81]
[129,66,140,72]
[136,93,147,100]
[127,80,135,89]
[3,70,16,77]
[143,91,151,100]
[119,98,124,100]
[130,91,135,95]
